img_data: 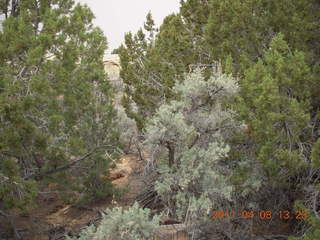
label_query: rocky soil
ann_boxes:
[0,154,147,240]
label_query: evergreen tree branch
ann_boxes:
[23,145,115,180]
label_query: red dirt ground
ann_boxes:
[0,154,147,240]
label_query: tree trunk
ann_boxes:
[167,142,175,168]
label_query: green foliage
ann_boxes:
[287,201,320,240]
[238,34,313,183]
[118,6,213,130]
[0,0,318,238]
[205,0,320,74]
[302,217,320,240]
[0,159,37,209]
[115,0,320,238]
[180,0,210,37]
[311,139,320,168]
[0,0,120,212]
[70,202,161,240]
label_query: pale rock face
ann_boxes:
[103,54,120,82]
[103,54,123,105]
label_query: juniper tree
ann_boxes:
[180,0,211,64]
[205,0,320,74]
[0,0,120,218]
[144,67,240,237]
[203,1,320,237]
[118,10,213,131]
[238,34,314,184]
[117,18,157,130]
[234,34,320,238]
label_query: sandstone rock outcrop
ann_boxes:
[103,54,122,105]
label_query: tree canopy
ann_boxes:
[0,0,120,217]
[2,0,320,239]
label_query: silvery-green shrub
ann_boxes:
[144,67,240,236]
[68,202,161,240]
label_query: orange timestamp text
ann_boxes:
[211,209,308,221]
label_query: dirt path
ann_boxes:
[0,154,147,240]
[45,154,147,234]
[109,154,146,206]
